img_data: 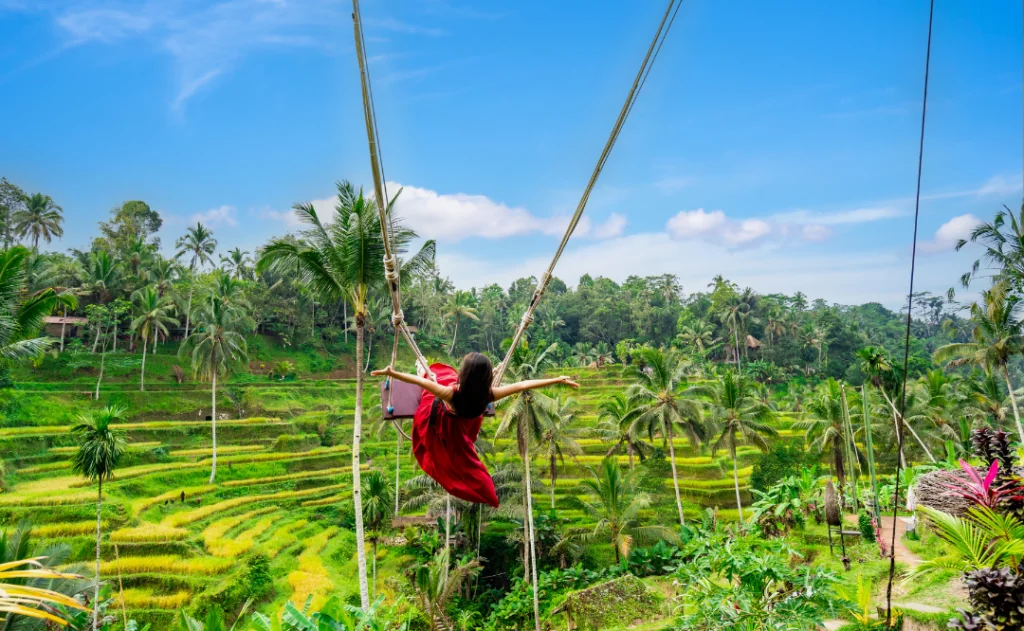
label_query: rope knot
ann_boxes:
[390,310,405,327]
[383,255,400,283]
[520,312,534,327]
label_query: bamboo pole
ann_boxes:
[862,385,881,522]
[840,384,860,512]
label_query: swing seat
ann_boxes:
[380,379,495,419]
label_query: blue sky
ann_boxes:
[0,0,1020,307]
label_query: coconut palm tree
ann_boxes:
[953,203,1024,294]
[703,371,777,522]
[597,393,648,470]
[130,286,178,391]
[175,223,217,339]
[179,295,248,483]
[794,378,856,491]
[362,470,393,597]
[935,283,1024,444]
[77,250,123,307]
[677,320,719,358]
[444,290,479,355]
[257,180,434,612]
[71,406,128,631]
[857,346,935,464]
[628,347,705,528]
[495,341,559,631]
[568,456,675,562]
[414,549,481,631]
[539,396,584,509]
[0,247,69,362]
[13,193,63,251]
[219,247,252,280]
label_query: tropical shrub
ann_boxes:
[858,512,875,542]
[626,539,685,577]
[949,565,1024,630]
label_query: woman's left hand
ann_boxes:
[371,366,396,378]
[557,376,580,389]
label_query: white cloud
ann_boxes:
[592,213,626,239]
[258,207,304,229]
[386,182,623,243]
[975,175,1023,197]
[801,224,833,241]
[772,206,904,225]
[437,231,956,308]
[921,213,982,253]
[666,209,771,247]
[191,205,237,227]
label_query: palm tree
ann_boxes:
[627,347,705,528]
[414,550,481,631]
[78,250,123,307]
[14,193,63,250]
[953,203,1024,294]
[179,295,248,483]
[0,247,67,362]
[935,283,1024,443]
[539,396,584,509]
[219,247,252,280]
[175,223,217,339]
[704,371,777,522]
[677,319,720,359]
[257,181,434,612]
[857,346,934,464]
[71,406,128,631]
[444,290,479,355]
[569,456,675,562]
[495,341,559,631]
[597,393,647,469]
[362,470,393,597]
[130,286,178,391]
[795,379,856,492]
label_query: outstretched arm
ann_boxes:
[491,376,579,402]
[371,367,454,402]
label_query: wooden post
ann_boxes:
[840,384,860,512]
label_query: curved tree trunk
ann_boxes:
[523,444,541,631]
[353,319,370,611]
[140,336,147,392]
[93,479,102,631]
[443,493,452,585]
[449,316,459,355]
[666,420,685,526]
[209,371,217,483]
[1002,364,1024,444]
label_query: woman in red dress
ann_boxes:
[372,353,579,507]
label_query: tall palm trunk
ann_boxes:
[731,442,744,523]
[443,494,452,584]
[550,454,558,509]
[394,432,402,518]
[371,540,377,598]
[60,306,67,352]
[665,420,685,526]
[522,444,541,631]
[344,301,348,343]
[352,318,370,611]
[112,320,118,353]
[627,442,635,470]
[92,479,103,631]
[184,274,195,339]
[449,316,459,355]
[95,326,106,400]
[209,371,217,483]
[140,336,147,392]
[1001,364,1024,444]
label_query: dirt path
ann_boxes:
[845,514,922,567]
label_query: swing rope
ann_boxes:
[352,0,429,440]
[885,0,934,626]
[491,0,683,386]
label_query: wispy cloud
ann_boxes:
[191,205,237,227]
[921,214,982,254]
[34,0,340,111]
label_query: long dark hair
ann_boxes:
[450,352,493,418]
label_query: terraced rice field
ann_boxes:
[0,368,797,624]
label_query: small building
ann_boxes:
[43,316,88,338]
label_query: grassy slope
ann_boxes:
[0,338,963,626]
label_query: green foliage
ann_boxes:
[750,441,815,492]
[858,512,875,542]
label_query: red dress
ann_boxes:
[412,363,499,508]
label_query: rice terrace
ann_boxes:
[0,1,1022,630]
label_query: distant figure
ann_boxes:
[196,497,202,506]
[164,499,170,506]
[180,491,185,503]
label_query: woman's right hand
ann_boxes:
[371,366,395,378]
[557,376,580,389]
